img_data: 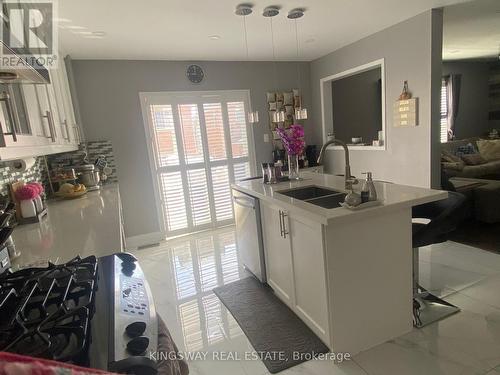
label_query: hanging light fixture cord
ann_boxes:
[243,13,249,60]
[295,19,301,93]
[270,16,278,91]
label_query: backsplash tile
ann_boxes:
[0,139,117,203]
[47,140,118,184]
[86,140,118,183]
[0,157,48,201]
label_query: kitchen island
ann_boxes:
[232,171,447,355]
[10,184,124,268]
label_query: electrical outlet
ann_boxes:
[264,134,270,143]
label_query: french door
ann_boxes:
[141,90,256,237]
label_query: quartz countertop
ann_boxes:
[232,172,447,224]
[10,184,123,268]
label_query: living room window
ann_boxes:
[440,78,449,143]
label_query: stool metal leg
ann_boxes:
[412,247,460,328]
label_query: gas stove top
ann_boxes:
[0,253,158,375]
[0,256,98,365]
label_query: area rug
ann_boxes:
[213,277,329,373]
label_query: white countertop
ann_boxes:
[10,184,123,268]
[232,172,448,224]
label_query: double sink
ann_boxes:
[277,186,346,209]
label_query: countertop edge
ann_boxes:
[231,173,449,225]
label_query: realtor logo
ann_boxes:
[1,0,58,68]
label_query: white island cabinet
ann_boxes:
[261,200,330,345]
[233,171,447,355]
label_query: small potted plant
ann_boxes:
[276,124,305,180]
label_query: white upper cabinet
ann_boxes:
[22,84,47,138]
[46,71,66,143]
[0,52,80,160]
[57,57,80,144]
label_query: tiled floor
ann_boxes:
[131,226,500,375]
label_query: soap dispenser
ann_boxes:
[361,172,377,202]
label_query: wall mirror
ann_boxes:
[320,59,386,150]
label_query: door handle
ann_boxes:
[279,210,284,237]
[0,92,18,142]
[43,111,56,142]
[63,119,70,141]
[73,124,79,143]
[281,210,289,239]
[49,111,56,142]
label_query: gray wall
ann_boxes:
[331,68,382,143]
[442,61,491,139]
[70,60,311,239]
[310,10,443,188]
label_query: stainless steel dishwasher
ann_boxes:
[232,188,266,283]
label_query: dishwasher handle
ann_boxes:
[232,195,256,210]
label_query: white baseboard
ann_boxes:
[125,231,164,250]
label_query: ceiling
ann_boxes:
[57,0,468,61]
[443,0,500,61]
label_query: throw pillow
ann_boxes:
[461,153,487,166]
[477,139,500,161]
[442,161,465,171]
[455,143,478,157]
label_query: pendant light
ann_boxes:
[264,6,285,124]
[236,4,259,124]
[288,8,308,120]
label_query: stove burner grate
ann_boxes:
[0,256,98,365]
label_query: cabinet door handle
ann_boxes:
[281,211,289,239]
[73,125,79,143]
[63,120,70,141]
[1,92,18,142]
[74,124,81,144]
[43,111,56,142]
[279,210,284,238]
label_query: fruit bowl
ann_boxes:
[55,184,88,199]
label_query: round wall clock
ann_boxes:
[186,64,204,84]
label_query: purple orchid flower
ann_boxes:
[276,124,305,156]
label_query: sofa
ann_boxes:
[441,138,500,180]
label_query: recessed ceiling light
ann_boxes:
[208,35,221,40]
[91,31,106,37]
[305,38,315,44]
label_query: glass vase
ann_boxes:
[288,154,300,180]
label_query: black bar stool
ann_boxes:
[412,191,466,327]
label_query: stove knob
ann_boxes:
[127,336,149,355]
[126,321,147,338]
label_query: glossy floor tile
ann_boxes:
[132,227,500,375]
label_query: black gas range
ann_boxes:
[0,253,158,375]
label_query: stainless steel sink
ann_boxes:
[277,185,346,209]
[306,194,347,209]
[277,185,343,200]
